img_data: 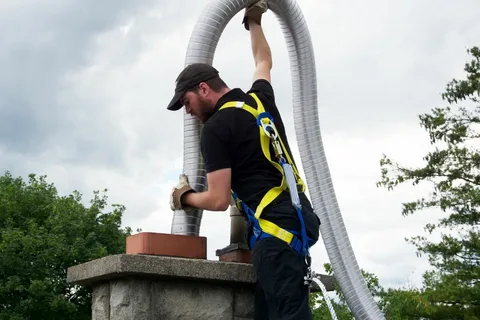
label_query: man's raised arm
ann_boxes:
[242,0,272,82]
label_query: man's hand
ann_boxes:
[242,0,269,30]
[170,174,196,211]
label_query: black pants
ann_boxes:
[251,237,312,320]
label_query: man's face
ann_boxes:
[181,85,215,123]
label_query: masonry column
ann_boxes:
[67,254,257,320]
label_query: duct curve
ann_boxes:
[171,0,385,319]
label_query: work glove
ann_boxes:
[242,0,269,30]
[170,174,196,211]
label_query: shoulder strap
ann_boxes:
[218,93,306,218]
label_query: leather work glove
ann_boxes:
[242,0,269,30]
[170,174,196,211]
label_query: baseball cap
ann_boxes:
[166,63,220,111]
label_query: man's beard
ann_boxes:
[197,98,215,123]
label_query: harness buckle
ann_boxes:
[261,121,278,140]
[257,112,278,140]
[272,139,283,157]
[303,252,313,286]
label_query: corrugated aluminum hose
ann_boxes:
[171,0,385,319]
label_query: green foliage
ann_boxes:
[377,46,480,319]
[379,286,430,319]
[0,171,133,320]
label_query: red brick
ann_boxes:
[126,232,207,259]
[218,249,252,264]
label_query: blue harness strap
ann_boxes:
[231,172,315,257]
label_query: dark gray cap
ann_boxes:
[167,63,219,111]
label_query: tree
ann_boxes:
[379,285,437,319]
[377,46,480,319]
[0,171,133,320]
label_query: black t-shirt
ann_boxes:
[200,79,320,241]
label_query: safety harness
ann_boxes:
[218,92,316,284]
[218,92,340,319]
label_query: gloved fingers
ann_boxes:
[246,0,268,9]
[242,0,269,30]
[179,173,189,184]
[169,187,177,211]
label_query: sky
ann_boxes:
[1,0,479,294]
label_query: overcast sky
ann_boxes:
[1,0,479,292]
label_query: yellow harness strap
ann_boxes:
[218,92,306,246]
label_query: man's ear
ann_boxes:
[198,82,209,97]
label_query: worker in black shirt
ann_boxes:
[167,1,321,319]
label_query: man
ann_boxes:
[167,1,321,319]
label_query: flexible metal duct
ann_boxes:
[170,0,385,319]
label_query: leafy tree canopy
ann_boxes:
[0,171,133,320]
[377,46,480,319]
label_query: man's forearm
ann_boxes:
[183,190,229,212]
[249,19,272,68]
